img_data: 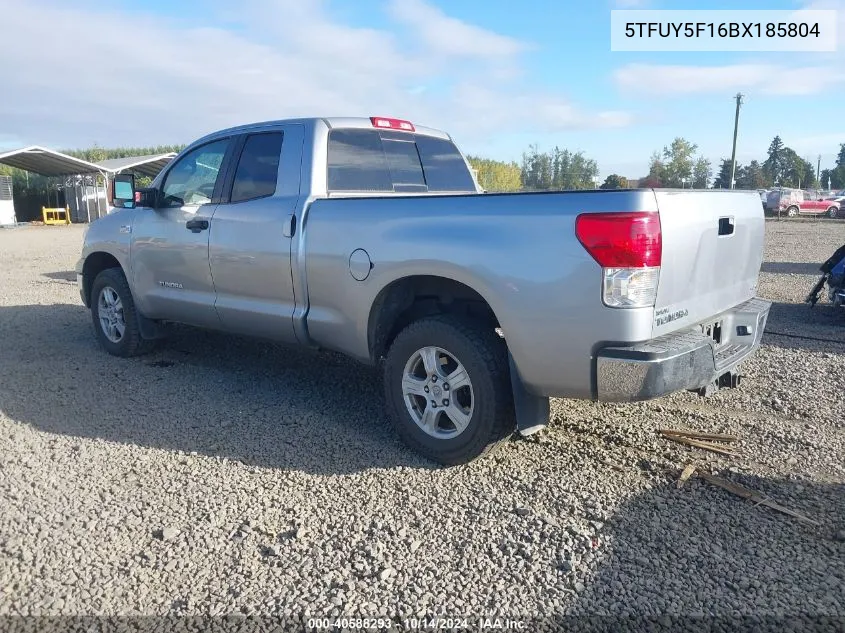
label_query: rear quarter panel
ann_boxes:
[302,190,658,399]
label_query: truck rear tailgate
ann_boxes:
[652,190,765,338]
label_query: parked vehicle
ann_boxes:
[767,188,840,217]
[806,243,845,311]
[76,116,771,465]
[824,189,845,205]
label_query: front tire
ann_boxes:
[828,206,839,219]
[383,315,516,465]
[787,206,799,217]
[90,267,154,357]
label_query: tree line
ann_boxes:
[62,144,186,163]
[711,136,845,190]
[3,137,844,198]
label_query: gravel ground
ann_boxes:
[0,220,843,631]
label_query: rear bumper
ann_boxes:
[595,297,771,402]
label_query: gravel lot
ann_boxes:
[1,219,843,630]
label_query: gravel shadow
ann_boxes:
[41,270,77,282]
[559,472,845,632]
[762,301,845,353]
[0,303,441,474]
[760,262,824,276]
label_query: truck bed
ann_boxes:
[300,188,766,399]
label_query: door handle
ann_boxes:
[186,218,209,233]
[718,217,734,236]
[282,214,297,238]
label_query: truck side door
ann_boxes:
[130,137,235,329]
[207,124,304,342]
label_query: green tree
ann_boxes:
[692,157,712,188]
[820,168,833,188]
[521,145,553,190]
[521,145,598,190]
[762,135,785,186]
[740,160,766,189]
[647,138,710,187]
[466,156,522,192]
[645,151,664,187]
[600,174,629,189]
[824,143,845,188]
[713,159,734,189]
[780,148,816,188]
[821,166,845,189]
[659,137,698,187]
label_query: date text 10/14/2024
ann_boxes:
[306,616,528,630]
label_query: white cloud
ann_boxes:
[614,63,845,96]
[387,0,529,59]
[0,0,628,151]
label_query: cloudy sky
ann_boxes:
[0,0,843,178]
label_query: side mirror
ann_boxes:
[136,187,158,208]
[112,174,136,209]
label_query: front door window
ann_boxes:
[160,139,230,208]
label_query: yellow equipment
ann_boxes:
[42,206,71,225]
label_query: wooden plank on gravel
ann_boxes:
[658,430,739,456]
[658,428,741,442]
[696,470,819,526]
[677,463,697,488]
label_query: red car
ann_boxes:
[768,189,840,217]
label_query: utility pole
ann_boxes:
[817,155,821,187]
[729,93,744,189]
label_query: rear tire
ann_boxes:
[383,315,516,465]
[828,206,839,219]
[90,267,155,357]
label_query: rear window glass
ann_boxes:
[327,129,474,193]
[382,139,425,187]
[415,135,477,192]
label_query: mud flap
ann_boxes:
[138,313,167,340]
[508,352,549,436]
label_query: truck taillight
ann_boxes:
[370,116,415,132]
[575,212,662,308]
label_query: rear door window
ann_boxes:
[230,132,284,203]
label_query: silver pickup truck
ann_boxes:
[77,116,771,465]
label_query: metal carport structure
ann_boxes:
[0,146,176,224]
[94,153,176,178]
[0,146,104,176]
